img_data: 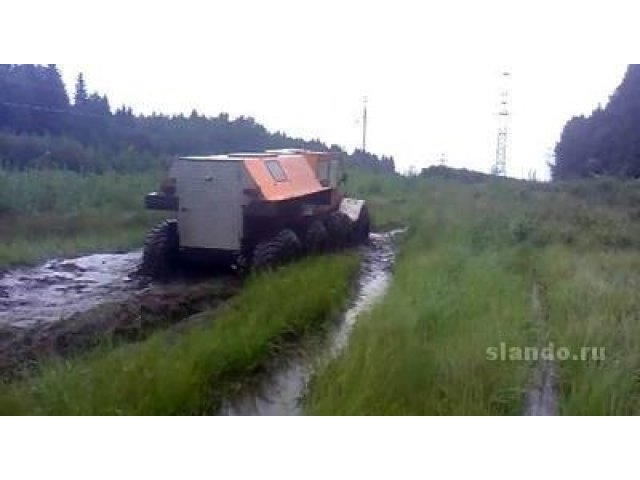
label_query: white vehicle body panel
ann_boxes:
[339,197,366,222]
[170,159,245,250]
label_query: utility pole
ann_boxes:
[362,96,368,152]
[492,71,511,177]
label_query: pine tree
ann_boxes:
[74,73,88,107]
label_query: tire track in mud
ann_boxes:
[526,282,558,416]
[222,229,406,416]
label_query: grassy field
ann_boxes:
[0,254,358,415]
[307,171,640,415]
[2,167,640,415]
[0,169,163,268]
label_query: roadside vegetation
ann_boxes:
[538,248,640,415]
[0,169,162,268]
[3,167,640,416]
[0,254,358,415]
[2,168,640,415]
[307,171,640,415]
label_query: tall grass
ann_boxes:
[306,171,640,415]
[0,254,359,415]
[0,169,159,214]
[0,169,162,267]
[307,174,534,415]
[4,166,640,415]
[538,248,640,415]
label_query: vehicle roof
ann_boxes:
[244,154,330,201]
[177,150,333,202]
[180,153,276,162]
[179,150,331,162]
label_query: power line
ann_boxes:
[0,100,113,119]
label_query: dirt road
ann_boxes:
[223,229,405,416]
[0,252,143,329]
[0,252,238,379]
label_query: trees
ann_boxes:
[554,65,640,180]
[349,149,396,173]
[0,64,70,135]
[0,64,396,174]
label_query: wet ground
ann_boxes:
[222,229,405,416]
[0,231,402,404]
[0,252,143,329]
[0,252,238,379]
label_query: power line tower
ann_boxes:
[362,96,368,152]
[492,72,511,176]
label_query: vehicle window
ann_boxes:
[265,160,288,182]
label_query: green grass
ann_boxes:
[307,246,533,415]
[308,174,535,415]
[4,167,640,415]
[306,171,640,415]
[0,169,162,268]
[537,248,640,415]
[0,254,359,415]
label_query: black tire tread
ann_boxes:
[253,229,302,271]
[325,211,352,250]
[304,220,329,253]
[141,220,179,278]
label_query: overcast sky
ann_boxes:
[10,0,635,177]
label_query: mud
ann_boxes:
[0,252,239,380]
[222,229,405,416]
[0,252,143,329]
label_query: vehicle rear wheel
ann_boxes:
[304,220,329,254]
[252,229,302,271]
[140,220,179,278]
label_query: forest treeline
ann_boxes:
[554,64,640,180]
[0,64,395,173]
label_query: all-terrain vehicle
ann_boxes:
[141,150,369,277]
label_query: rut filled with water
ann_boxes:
[223,229,405,416]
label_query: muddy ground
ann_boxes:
[223,230,404,415]
[0,252,239,380]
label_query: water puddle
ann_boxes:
[0,252,142,329]
[0,251,239,380]
[223,229,405,416]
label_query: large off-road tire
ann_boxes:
[303,220,329,254]
[351,204,371,245]
[141,220,179,278]
[252,229,302,271]
[325,211,352,250]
